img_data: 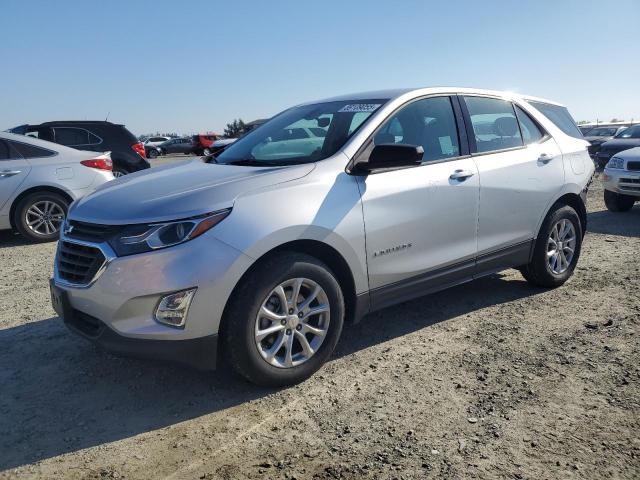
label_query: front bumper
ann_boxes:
[51,229,254,369]
[602,168,640,197]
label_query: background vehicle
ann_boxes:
[158,137,195,155]
[602,147,640,212]
[192,133,220,156]
[595,125,640,168]
[9,121,149,178]
[144,144,162,159]
[143,136,171,147]
[53,88,593,387]
[0,132,113,242]
[584,126,628,157]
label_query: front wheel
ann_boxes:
[147,149,158,159]
[604,190,635,212]
[222,253,345,387]
[519,204,582,288]
[14,192,68,242]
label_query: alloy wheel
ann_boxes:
[254,278,330,368]
[547,219,576,274]
[25,200,65,236]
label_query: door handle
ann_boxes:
[538,153,554,164]
[450,169,474,181]
[0,170,22,178]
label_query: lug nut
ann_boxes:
[297,311,303,318]
[296,325,302,331]
[281,319,286,325]
[286,329,291,335]
[288,308,294,314]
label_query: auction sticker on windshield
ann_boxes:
[338,104,382,113]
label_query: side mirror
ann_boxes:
[353,143,424,173]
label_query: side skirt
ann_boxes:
[354,240,534,321]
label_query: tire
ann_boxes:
[14,191,69,243]
[519,204,582,288]
[148,149,158,159]
[604,190,635,212]
[203,148,212,156]
[112,167,129,178]
[221,253,345,387]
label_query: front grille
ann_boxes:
[57,241,106,285]
[628,161,640,171]
[66,309,104,338]
[620,178,640,184]
[66,220,122,242]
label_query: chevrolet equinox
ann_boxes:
[51,88,595,386]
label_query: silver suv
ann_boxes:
[51,88,594,386]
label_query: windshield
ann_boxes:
[588,127,617,136]
[214,99,387,166]
[615,126,640,139]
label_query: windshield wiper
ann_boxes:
[224,159,288,167]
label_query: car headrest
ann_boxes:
[493,116,519,137]
[374,132,396,145]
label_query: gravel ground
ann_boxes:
[0,176,638,479]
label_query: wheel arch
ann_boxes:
[218,239,359,347]
[9,185,73,230]
[553,192,587,237]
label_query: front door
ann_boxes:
[356,96,480,310]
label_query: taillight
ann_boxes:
[132,142,146,159]
[81,158,113,170]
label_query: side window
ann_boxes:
[464,97,523,153]
[372,96,461,162]
[514,106,545,145]
[54,127,90,146]
[8,141,56,159]
[0,140,15,160]
[528,101,582,139]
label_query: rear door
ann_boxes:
[0,140,31,213]
[460,95,564,272]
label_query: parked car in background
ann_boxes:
[595,125,640,168]
[0,132,113,242]
[602,147,640,212]
[8,121,149,178]
[192,133,220,156]
[158,137,195,155]
[584,126,628,157]
[52,87,593,387]
[144,136,171,147]
[206,120,269,156]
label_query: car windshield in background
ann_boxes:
[588,127,617,136]
[615,126,640,139]
[214,100,387,166]
[528,100,583,139]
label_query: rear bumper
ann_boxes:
[63,303,218,370]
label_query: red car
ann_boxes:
[191,133,221,155]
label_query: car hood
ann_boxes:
[69,159,315,225]
[617,146,640,160]
[600,138,640,150]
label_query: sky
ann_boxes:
[1,0,638,136]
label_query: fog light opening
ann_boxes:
[154,288,197,328]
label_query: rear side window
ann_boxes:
[0,140,19,160]
[54,127,101,146]
[463,96,523,153]
[9,140,57,159]
[528,101,583,139]
[514,106,545,145]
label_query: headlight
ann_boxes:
[606,157,625,170]
[109,209,231,256]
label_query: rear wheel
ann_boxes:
[148,149,158,159]
[112,167,128,178]
[519,204,582,288]
[222,253,345,387]
[604,190,635,212]
[14,192,68,242]
[203,148,212,156]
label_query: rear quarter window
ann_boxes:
[528,101,583,139]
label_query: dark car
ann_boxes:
[595,125,640,168]
[9,121,149,177]
[158,137,195,155]
[584,126,628,157]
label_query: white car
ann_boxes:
[0,132,114,242]
[602,147,640,211]
[143,136,171,147]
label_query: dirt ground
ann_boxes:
[1,177,638,479]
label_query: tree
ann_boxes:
[224,119,246,138]
[610,118,623,123]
